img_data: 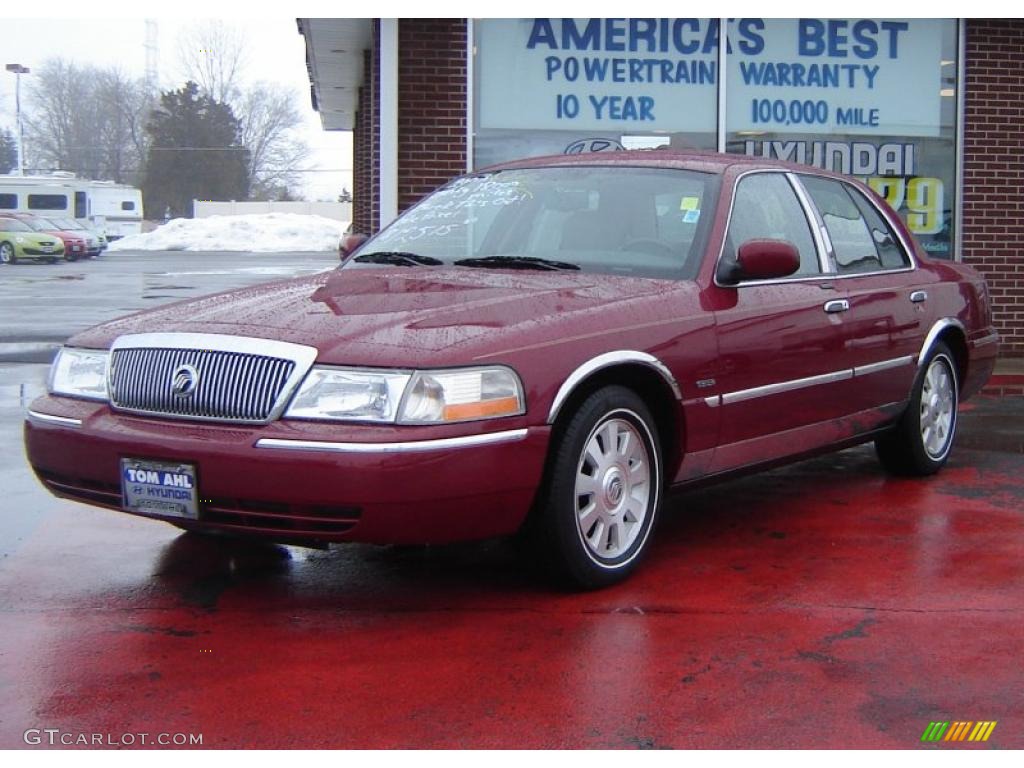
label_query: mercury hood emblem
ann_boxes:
[171,364,199,398]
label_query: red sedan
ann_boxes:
[24,151,998,587]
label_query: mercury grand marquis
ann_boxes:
[24,151,998,587]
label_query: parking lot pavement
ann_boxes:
[1,251,1021,748]
[0,250,335,362]
[2,369,1022,747]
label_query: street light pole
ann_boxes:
[5,63,30,176]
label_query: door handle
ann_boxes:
[823,299,850,314]
[910,290,928,303]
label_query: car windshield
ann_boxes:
[0,219,32,233]
[15,218,51,232]
[52,218,83,230]
[346,166,719,279]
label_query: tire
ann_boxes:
[530,385,663,588]
[875,342,959,476]
[64,252,77,262]
[0,242,16,265]
[46,257,58,264]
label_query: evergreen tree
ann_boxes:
[0,128,17,174]
[142,81,250,218]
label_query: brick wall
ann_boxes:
[352,24,381,236]
[963,19,1024,356]
[352,49,372,235]
[351,19,467,235]
[397,19,468,215]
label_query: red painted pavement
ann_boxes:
[2,444,1022,749]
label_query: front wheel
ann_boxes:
[530,385,662,588]
[875,342,959,476]
[0,242,16,265]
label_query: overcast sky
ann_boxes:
[0,14,352,201]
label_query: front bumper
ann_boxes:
[24,395,550,545]
[20,245,64,259]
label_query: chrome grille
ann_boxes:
[110,347,297,423]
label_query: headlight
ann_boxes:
[283,365,525,424]
[285,368,412,422]
[399,367,524,424]
[49,347,109,401]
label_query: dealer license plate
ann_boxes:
[121,458,199,520]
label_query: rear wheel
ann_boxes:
[875,342,958,476]
[530,385,662,588]
[0,242,16,265]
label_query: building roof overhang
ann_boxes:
[296,18,373,131]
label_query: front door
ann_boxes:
[707,171,849,473]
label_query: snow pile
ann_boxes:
[109,213,349,253]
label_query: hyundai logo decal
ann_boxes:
[171,364,199,398]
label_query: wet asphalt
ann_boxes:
[1,251,1022,748]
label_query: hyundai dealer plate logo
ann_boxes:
[171,364,199,398]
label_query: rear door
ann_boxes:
[796,175,926,413]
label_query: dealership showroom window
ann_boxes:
[473,18,959,259]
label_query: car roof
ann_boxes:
[0,212,48,220]
[479,148,849,180]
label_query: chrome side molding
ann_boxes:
[853,356,915,377]
[721,369,853,406]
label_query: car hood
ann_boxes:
[5,232,60,244]
[70,266,695,367]
[47,229,83,242]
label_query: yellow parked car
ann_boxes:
[0,216,65,264]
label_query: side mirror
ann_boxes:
[717,239,801,285]
[339,233,368,260]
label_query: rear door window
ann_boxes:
[800,176,909,274]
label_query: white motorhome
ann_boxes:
[0,173,143,240]
[83,180,144,240]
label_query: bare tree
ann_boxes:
[93,69,156,183]
[24,58,155,184]
[236,83,312,199]
[176,20,247,104]
[24,59,93,174]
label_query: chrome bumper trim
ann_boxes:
[255,428,529,454]
[27,410,83,428]
[972,333,999,348]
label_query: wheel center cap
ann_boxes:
[603,469,625,508]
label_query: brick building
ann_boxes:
[298,18,1024,356]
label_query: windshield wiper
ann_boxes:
[453,255,580,271]
[353,251,444,267]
